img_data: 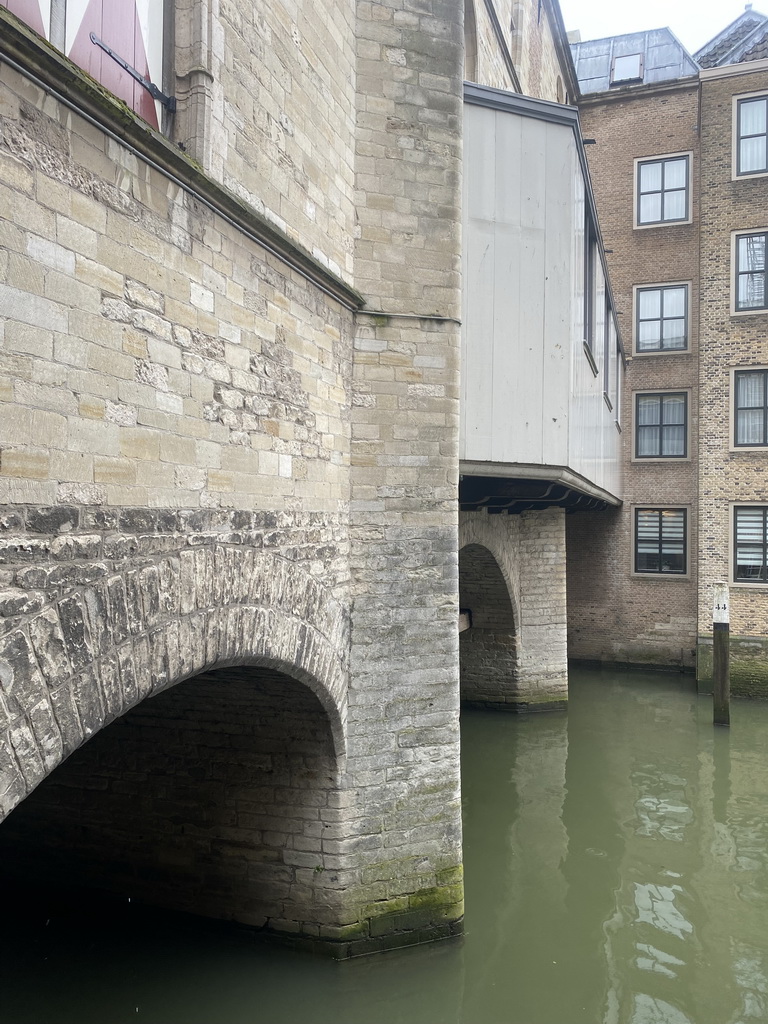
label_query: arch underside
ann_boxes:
[0,664,342,933]
[0,541,350,822]
[459,542,520,708]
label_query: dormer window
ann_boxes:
[611,53,643,84]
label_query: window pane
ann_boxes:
[740,98,767,136]
[660,548,684,572]
[737,409,765,445]
[639,290,661,319]
[640,162,662,192]
[736,557,764,581]
[637,426,660,456]
[638,395,661,424]
[736,508,766,543]
[737,372,765,408]
[740,137,767,174]
[638,322,661,350]
[613,54,642,80]
[662,287,686,318]
[739,272,766,309]
[662,510,685,536]
[664,159,687,190]
[662,424,685,456]
[640,194,661,223]
[739,235,766,272]
[663,189,686,220]
[663,395,686,424]
[662,319,686,347]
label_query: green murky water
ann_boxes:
[4,668,768,1023]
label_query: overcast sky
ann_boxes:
[557,0,755,55]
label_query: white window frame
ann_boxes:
[733,90,768,179]
[634,153,693,229]
[610,52,644,85]
[632,282,691,355]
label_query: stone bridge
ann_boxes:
[0,0,574,958]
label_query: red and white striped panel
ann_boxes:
[1,0,51,38]
[65,0,164,128]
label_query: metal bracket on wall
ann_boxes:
[90,32,176,112]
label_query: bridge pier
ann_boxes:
[459,508,569,712]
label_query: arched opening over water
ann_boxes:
[0,663,343,936]
[459,542,520,708]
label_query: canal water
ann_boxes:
[3,667,768,1023]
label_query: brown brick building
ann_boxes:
[568,9,768,694]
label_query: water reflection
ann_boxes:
[4,668,768,1023]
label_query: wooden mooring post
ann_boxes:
[713,582,730,727]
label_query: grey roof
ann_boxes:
[694,8,768,67]
[571,28,699,95]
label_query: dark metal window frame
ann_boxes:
[636,155,690,226]
[610,52,644,85]
[635,283,689,352]
[634,508,687,575]
[584,222,596,351]
[734,368,768,446]
[735,231,768,312]
[635,391,688,458]
[736,95,768,176]
[734,506,768,583]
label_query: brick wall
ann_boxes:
[697,67,768,693]
[568,83,700,669]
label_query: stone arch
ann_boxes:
[0,660,342,934]
[459,541,521,709]
[464,0,478,82]
[459,512,522,633]
[0,543,349,821]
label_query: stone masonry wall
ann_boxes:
[459,541,519,706]
[0,508,351,821]
[0,666,345,939]
[174,0,357,283]
[0,61,354,514]
[344,0,465,947]
[470,0,569,101]
[570,84,700,670]
[460,508,568,708]
[697,66,768,695]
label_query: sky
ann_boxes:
[557,0,757,56]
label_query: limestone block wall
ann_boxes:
[174,0,357,283]
[459,541,519,706]
[460,508,568,709]
[0,61,354,515]
[469,0,572,101]
[344,0,465,946]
